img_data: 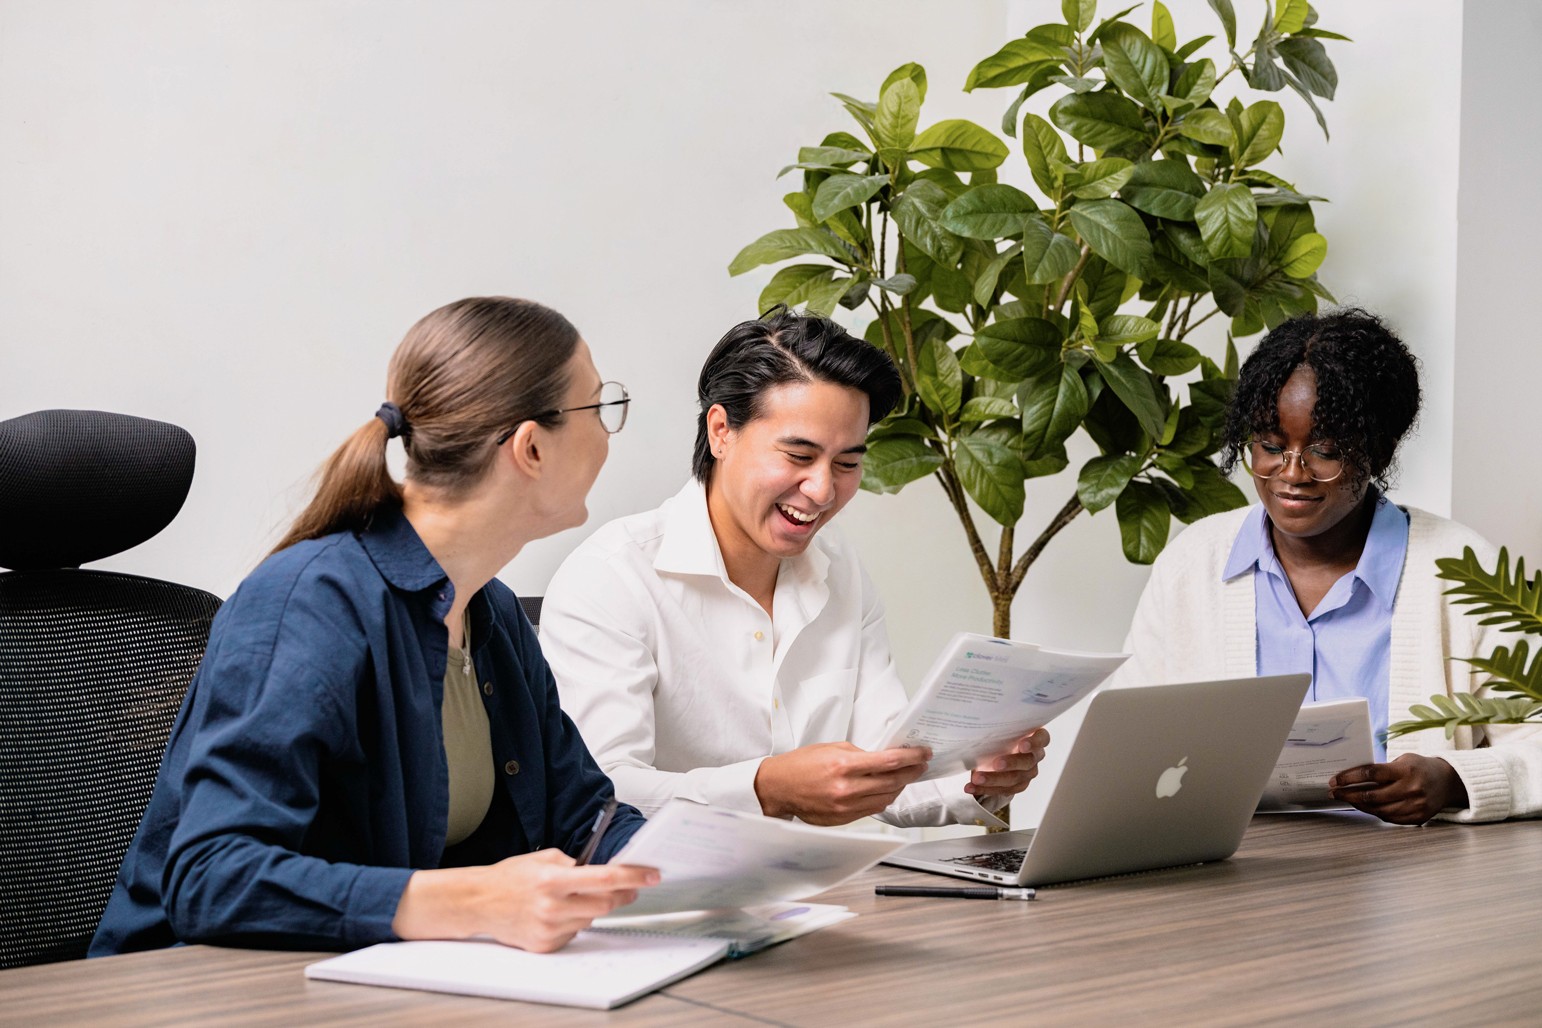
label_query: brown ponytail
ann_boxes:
[270,297,579,555]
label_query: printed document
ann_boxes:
[609,800,905,916]
[1257,698,1374,811]
[873,632,1127,782]
[593,901,854,958]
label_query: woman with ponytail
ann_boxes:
[92,297,655,956]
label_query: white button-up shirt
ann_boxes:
[541,479,1003,828]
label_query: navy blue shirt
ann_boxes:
[91,505,643,955]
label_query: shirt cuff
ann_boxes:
[883,773,1009,830]
[346,865,416,945]
[1434,749,1517,823]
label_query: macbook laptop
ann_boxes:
[883,674,1311,886]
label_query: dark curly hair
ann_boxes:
[692,306,902,482]
[1220,307,1421,490]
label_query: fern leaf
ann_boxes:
[1387,693,1542,740]
[1461,639,1542,702]
[1436,546,1542,636]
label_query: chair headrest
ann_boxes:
[0,409,196,571]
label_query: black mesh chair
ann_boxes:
[0,409,221,968]
[519,594,543,630]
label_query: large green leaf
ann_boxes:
[728,228,853,275]
[1099,23,1169,112]
[1063,0,1097,33]
[960,395,1020,423]
[941,184,1037,239]
[1065,158,1135,200]
[973,242,1023,307]
[915,337,964,417]
[758,264,853,316]
[1177,108,1234,147]
[1096,351,1167,439]
[1120,159,1205,220]
[1279,232,1327,278]
[973,317,1064,379]
[1068,199,1153,277]
[1078,453,1142,513]
[1171,459,1247,523]
[1173,58,1217,108]
[881,62,929,104]
[1152,1,1177,51]
[1050,92,1151,153]
[1388,695,1542,741]
[1274,0,1309,34]
[812,173,889,222]
[1021,113,1070,196]
[1116,481,1172,563]
[910,119,1010,171]
[1022,219,1083,284]
[860,436,943,494]
[1098,314,1159,345]
[1207,0,1237,48]
[1436,546,1542,636]
[874,77,922,151]
[891,181,964,266]
[1277,37,1337,100]
[1231,100,1285,168]
[964,37,1064,91]
[956,431,1027,525]
[1194,183,1257,260]
[1136,337,1203,375]
[1019,364,1090,458]
[1464,640,1542,702]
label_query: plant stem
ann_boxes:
[1054,244,1095,315]
[934,461,997,592]
[1007,493,1086,595]
[1179,304,1220,338]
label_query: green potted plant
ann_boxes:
[1387,548,1542,739]
[728,0,1348,636]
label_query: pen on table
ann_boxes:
[875,885,1035,901]
[574,797,619,866]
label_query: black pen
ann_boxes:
[875,885,1035,901]
[574,797,619,866]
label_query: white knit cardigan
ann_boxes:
[1108,504,1542,821]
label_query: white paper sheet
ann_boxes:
[609,800,905,916]
[1257,697,1375,811]
[873,632,1128,782]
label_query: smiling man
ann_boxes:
[540,308,1048,828]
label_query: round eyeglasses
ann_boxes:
[1242,439,1345,483]
[495,381,630,444]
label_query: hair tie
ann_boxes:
[375,402,409,440]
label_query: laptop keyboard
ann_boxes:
[943,848,1028,873]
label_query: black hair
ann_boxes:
[1220,307,1421,489]
[692,306,902,483]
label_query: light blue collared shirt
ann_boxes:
[1222,492,1410,761]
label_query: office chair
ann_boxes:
[0,409,222,968]
[518,594,542,630]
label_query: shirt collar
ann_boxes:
[357,503,452,595]
[651,477,832,589]
[1222,503,1272,581]
[1220,492,1407,612]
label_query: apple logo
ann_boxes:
[1155,757,1188,799]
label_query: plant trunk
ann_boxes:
[992,590,1013,640]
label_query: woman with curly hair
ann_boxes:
[1112,307,1541,824]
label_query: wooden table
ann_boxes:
[5,814,1539,1026]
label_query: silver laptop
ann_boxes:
[883,674,1311,886]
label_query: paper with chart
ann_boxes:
[609,800,904,916]
[875,632,1128,782]
[1257,698,1374,811]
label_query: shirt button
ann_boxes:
[504,760,520,775]
[482,681,493,696]
[753,631,764,641]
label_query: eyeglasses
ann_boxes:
[496,380,630,444]
[1242,439,1345,483]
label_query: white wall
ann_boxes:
[1,2,1510,827]
[1452,0,1542,564]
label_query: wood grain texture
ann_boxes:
[0,944,750,1026]
[662,813,1542,1026]
[3,815,1538,1026]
